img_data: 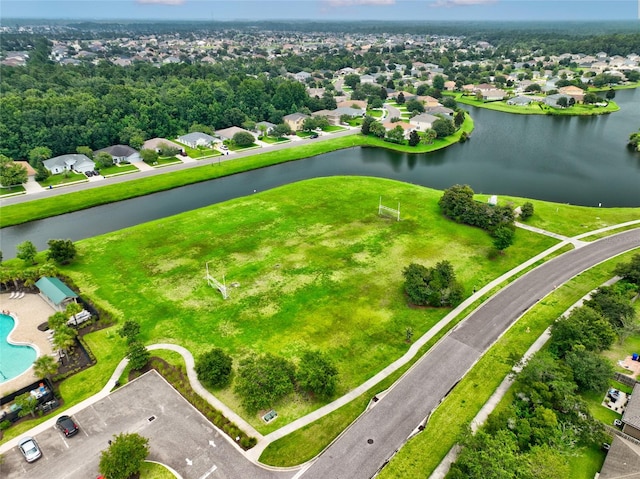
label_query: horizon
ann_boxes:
[3,0,639,22]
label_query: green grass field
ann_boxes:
[59,177,557,431]
[38,171,87,187]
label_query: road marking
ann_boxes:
[198,464,217,479]
[209,439,216,447]
[186,458,193,466]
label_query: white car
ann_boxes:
[18,436,42,463]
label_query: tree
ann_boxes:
[549,307,616,358]
[28,146,52,168]
[432,75,445,91]
[385,125,405,144]
[343,74,361,89]
[370,121,386,138]
[565,349,613,393]
[0,155,28,188]
[157,143,181,157]
[33,354,59,381]
[195,348,233,388]
[615,253,640,285]
[94,152,114,169]
[15,392,39,418]
[53,324,77,356]
[232,131,255,148]
[99,433,149,479]
[432,119,456,138]
[628,131,640,152]
[17,240,37,265]
[422,129,437,144]
[297,350,339,399]
[35,163,50,182]
[408,130,420,147]
[127,341,150,371]
[520,202,534,220]
[272,123,292,138]
[405,99,424,114]
[396,92,405,105]
[454,111,465,128]
[584,286,637,340]
[65,301,83,327]
[47,239,76,264]
[235,353,296,412]
[403,261,463,307]
[361,116,375,136]
[605,88,616,100]
[140,148,159,164]
[556,96,568,108]
[76,146,94,160]
[118,320,141,343]
[492,225,515,253]
[583,92,599,104]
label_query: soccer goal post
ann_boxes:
[378,196,400,221]
[205,262,228,299]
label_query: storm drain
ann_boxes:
[148,415,156,422]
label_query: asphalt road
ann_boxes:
[300,228,640,479]
[3,372,294,479]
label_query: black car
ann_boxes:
[309,132,319,139]
[56,415,79,437]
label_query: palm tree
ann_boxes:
[65,302,83,326]
[53,325,77,359]
[33,355,59,381]
[38,261,58,278]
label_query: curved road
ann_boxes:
[299,228,640,479]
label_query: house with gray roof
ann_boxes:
[425,105,454,118]
[176,132,216,149]
[409,113,439,131]
[95,144,142,164]
[506,96,536,106]
[283,113,310,131]
[544,93,573,108]
[598,436,640,479]
[43,154,95,175]
[255,121,276,135]
[216,126,255,141]
[621,383,640,440]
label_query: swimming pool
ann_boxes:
[0,313,37,383]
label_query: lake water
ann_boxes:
[2,88,639,259]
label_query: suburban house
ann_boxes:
[444,80,457,91]
[216,126,255,141]
[507,95,537,106]
[418,95,442,108]
[313,107,363,125]
[95,144,142,164]
[43,154,95,174]
[409,113,439,131]
[382,121,416,139]
[477,88,508,101]
[545,93,573,108]
[620,383,640,440]
[337,100,367,110]
[255,121,276,135]
[142,138,184,154]
[293,71,311,82]
[425,105,454,118]
[35,276,78,312]
[176,132,217,148]
[558,85,585,102]
[598,436,640,479]
[283,113,310,131]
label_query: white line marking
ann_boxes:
[198,464,217,479]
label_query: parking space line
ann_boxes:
[198,464,217,479]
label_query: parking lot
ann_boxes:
[3,371,294,479]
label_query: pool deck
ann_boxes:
[0,292,56,397]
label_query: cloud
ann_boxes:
[325,0,396,7]
[136,0,186,5]
[430,0,498,7]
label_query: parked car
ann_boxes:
[608,388,621,402]
[309,133,319,139]
[56,415,79,437]
[614,419,623,428]
[220,144,228,150]
[18,436,42,462]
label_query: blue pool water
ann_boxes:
[0,313,37,383]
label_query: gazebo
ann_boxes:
[35,277,78,311]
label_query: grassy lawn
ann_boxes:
[366,109,383,118]
[228,143,259,151]
[448,92,619,116]
[260,136,290,144]
[476,193,640,238]
[99,164,139,176]
[322,125,347,133]
[140,461,176,479]
[0,185,26,196]
[378,250,639,478]
[57,177,558,434]
[174,141,217,158]
[153,157,183,167]
[38,171,87,187]
[296,131,314,138]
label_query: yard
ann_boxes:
[61,176,557,433]
[38,171,87,187]
[152,157,183,167]
[99,164,139,176]
[260,136,290,144]
[174,141,218,158]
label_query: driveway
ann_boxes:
[2,371,295,479]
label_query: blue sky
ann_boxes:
[2,0,638,21]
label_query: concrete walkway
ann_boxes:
[515,221,588,248]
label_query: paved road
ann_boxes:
[299,228,640,479]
